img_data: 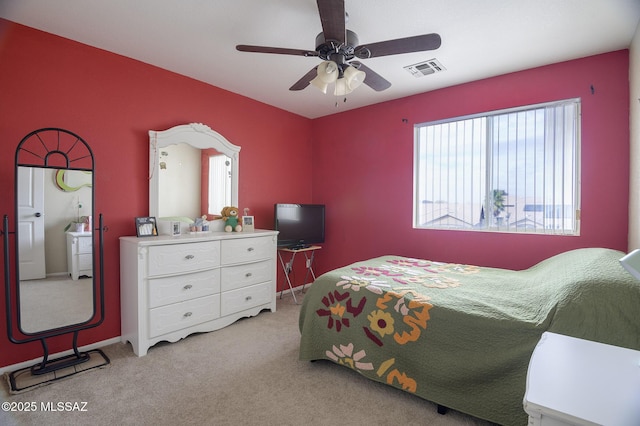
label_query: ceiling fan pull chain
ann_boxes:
[334,95,348,108]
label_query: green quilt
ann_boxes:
[298,248,640,426]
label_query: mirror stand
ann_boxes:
[2,128,109,392]
[3,214,109,390]
[32,330,90,374]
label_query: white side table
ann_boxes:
[524,332,640,425]
[66,231,93,280]
[277,245,321,304]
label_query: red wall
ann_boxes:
[311,50,630,274]
[0,19,631,368]
[0,20,312,367]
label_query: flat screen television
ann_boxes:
[274,203,325,248]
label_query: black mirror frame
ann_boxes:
[1,127,108,377]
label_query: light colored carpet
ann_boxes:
[18,276,93,333]
[0,293,495,426]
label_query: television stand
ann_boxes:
[277,245,321,304]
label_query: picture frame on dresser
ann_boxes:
[135,216,158,237]
[242,216,255,232]
[171,221,181,236]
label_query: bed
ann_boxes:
[298,248,640,425]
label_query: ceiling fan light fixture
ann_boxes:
[334,77,351,96]
[237,2,442,98]
[310,76,330,94]
[343,65,366,91]
[316,60,339,83]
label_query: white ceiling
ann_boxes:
[1,0,639,118]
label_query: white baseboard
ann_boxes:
[0,336,121,375]
[278,283,308,296]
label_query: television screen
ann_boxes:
[274,204,325,248]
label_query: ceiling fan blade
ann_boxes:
[289,67,319,91]
[354,33,442,59]
[236,45,318,57]
[316,0,346,44]
[351,62,391,92]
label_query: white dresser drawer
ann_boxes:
[221,260,272,292]
[149,294,221,338]
[221,236,274,265]
[76,235,93,254]
[78,253,93,270]
[149,269,220,308]
[221,282,272,316]
[148,241,220,277]
[120,230,277,356]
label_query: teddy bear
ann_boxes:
[220,206,242,232]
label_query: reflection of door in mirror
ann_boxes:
[16,166,93,334]
[17,167,45,280]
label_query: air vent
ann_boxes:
[404,59,446,77]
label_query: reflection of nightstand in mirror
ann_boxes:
[278,245,321,304]
[67,232,92,280]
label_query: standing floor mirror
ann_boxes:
[2,128,108,393]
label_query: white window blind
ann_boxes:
[208,154,232,215]
[413,99,580,235]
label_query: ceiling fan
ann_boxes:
[236,0,441,95]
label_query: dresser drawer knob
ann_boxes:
[245,296,252,301]
[183,284,193,290]
[183,312,193,318]
[185,254,195,260]
[245,272,252,278]
[247,247,254,252]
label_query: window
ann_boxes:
[208,154,232,215]
[413,99,580,235]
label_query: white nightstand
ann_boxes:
[66,231,93,280]
[524,332,640,425]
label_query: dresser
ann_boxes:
[120,230,278,356]
[67,231,93,280]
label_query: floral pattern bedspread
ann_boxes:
[298,250,640,426]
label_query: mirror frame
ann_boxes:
[4,127,104,341]
[149,123,240,219]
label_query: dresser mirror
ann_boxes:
[3,127,106,376]
[149,123,240,228]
